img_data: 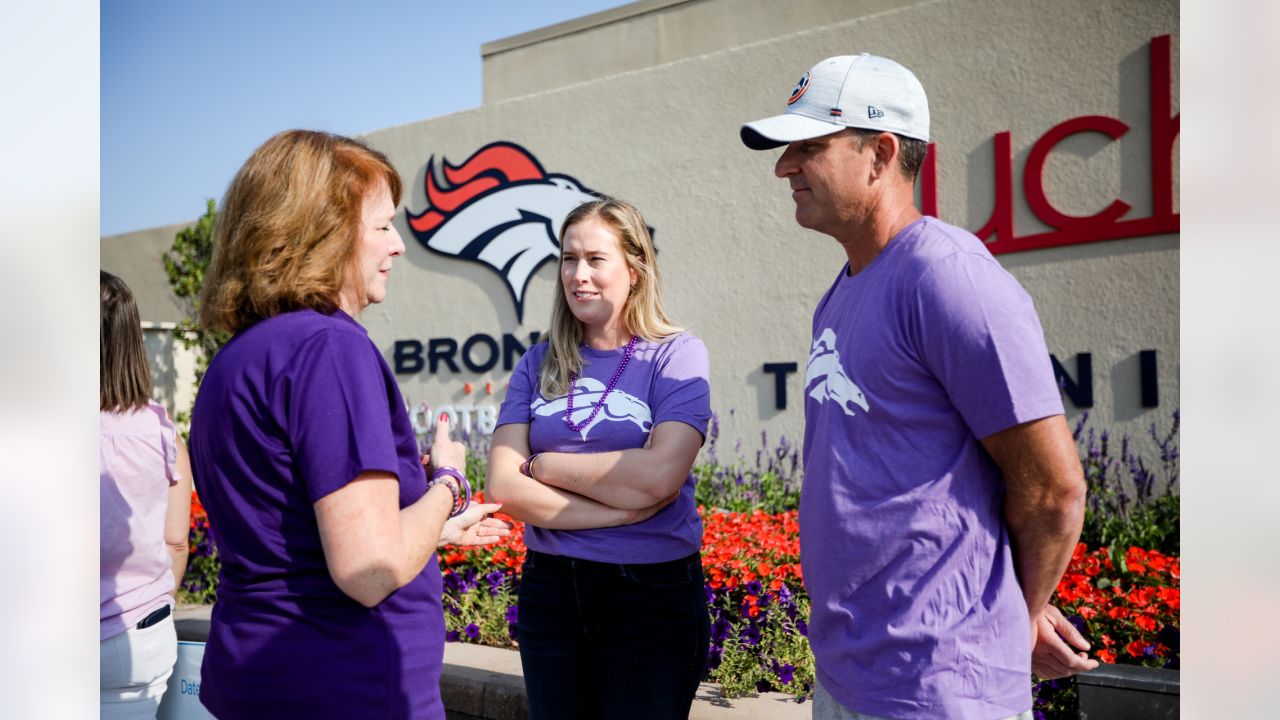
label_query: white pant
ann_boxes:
[813,677,1034,720]
[101,613,177,719]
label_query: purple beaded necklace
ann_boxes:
[565,335,639,433]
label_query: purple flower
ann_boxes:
[796,619,808,637]
[441,572,462,594]
[445,630,460,642]
[464,623,480,640]
[745,580,763,596]
[707,647,723,671]
[776,663,795,685]
[740,624,761,646]
[1067,614,1087,637]
[485,570,506,596]
[711,617,733,643]
[505,605,519,624]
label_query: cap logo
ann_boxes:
[868,106,885,119]
[787,72,810,105]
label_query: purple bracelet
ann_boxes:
[520,452,543,480]
[431,466,472,517]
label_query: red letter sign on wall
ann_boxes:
[919,35,1179,255]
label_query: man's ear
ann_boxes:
[871,132,899,179]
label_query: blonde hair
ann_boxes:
[538,198,682,398]
[199,129,402,333]
[100,271,152,412]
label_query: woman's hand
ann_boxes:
[623,489,681,525]
[438,502,514,547]
[424,414,466,472]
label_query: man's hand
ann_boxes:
[1031,604,1100,679]
[438,502,514,547]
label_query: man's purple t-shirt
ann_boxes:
[189,309,445,719]
[800,217,1063,720]
[496,334,710,564]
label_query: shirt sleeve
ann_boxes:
[286,329,401,503]
[147,400,180,486]
[496,344,540,429]
[650,334,712,441]
[910,252,1064,439]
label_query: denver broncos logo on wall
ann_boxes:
[406,142,599,322]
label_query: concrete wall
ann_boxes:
[104,0,1179,462]
[366,0,1178,459]
[142,323,197,424]
[481,0,928,104]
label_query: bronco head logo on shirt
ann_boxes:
[805,328,871,417]
[405,142,600,323]
[531,377,653,440]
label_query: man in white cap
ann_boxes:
[741,54,1098,719]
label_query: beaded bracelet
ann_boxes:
[519,452,543,480]
[430,466,472,517]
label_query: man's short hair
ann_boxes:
[848,128,928,181]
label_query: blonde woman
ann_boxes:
[189,130,508,718]
[489,198,711,719]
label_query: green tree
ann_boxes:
[163,199,230,430]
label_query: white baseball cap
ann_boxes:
[741,53,930,150]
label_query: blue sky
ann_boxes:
[101,0,632,236]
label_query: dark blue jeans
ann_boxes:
[516,549,710,720]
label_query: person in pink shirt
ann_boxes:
[100,270,194,718]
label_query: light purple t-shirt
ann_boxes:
[800,217,1063,720]
[100,401,180,641]
[189,309,444,719]
[496,334,711,564]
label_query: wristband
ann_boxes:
[428,472,459,513]
[520,452,543,480]
[431,466,472,517]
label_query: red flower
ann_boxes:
[1125,547,1148,575]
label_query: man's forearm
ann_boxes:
[1004,495,1084,616]
[982,415,1087,617]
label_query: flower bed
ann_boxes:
[179,410,1180,710]
[434,503,816,698]
[179,491,218,605]
[1033,542,1180,718]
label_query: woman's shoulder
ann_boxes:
[650,331,705,356]
[517,340,550,366]
[100,400,176,437]
[266,309,366,337]
[233,310,372,356]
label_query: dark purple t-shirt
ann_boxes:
[496,334,711,563]
[189,309,444,719]
[800,218,1064,719]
